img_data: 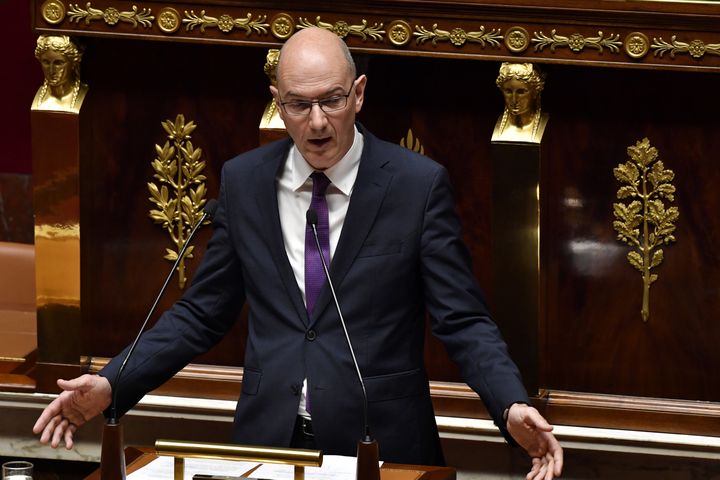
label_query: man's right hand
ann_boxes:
[32,374,112,449]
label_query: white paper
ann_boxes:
[249,455,382,480]
[127,455,259,480]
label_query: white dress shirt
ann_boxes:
[276,126,364,418]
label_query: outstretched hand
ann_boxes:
[506,403,563,480]
[32,374,112,449]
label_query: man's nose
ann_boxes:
[308,103,327,129]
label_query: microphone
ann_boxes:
[101,199,218,480]
[306,208,380,480]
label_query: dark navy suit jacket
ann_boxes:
[101,124,529,465]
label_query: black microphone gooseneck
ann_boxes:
[306,208,372,441]
[109,198,219,423]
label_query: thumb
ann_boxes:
[526,409,554,432]
[57,375,90,392]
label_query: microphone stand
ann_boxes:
[100,200,218,480]
[307,209,380,480]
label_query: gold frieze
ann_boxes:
[32,35,88,113]
[613,138,678,323]
[148,115,209,289]
[533,29,622,53]
[414,24,502,48]
[652,36,720,59]
[68,3,154,28]
[400,129,424,155]
[183,10,269,35]
[297,17,385,41]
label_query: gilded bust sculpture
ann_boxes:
[259,48,286,131]
[32,35,88,113]
[492,62,548,143]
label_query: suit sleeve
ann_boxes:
[100,167,246,417]
[419,166,529,444]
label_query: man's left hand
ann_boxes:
[506,403,563,480]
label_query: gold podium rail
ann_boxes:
[155,439,322,480]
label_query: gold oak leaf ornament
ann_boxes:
[148,114,208,288]
[613,138,678,322]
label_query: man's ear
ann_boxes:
[353,74,367,113]
[269,85,285,121]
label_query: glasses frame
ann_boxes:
[278,80,357,117]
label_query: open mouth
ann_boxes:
[308,137,331,148]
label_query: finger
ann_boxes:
[57,376,86,392]
[63,423,77,450]
[531,462,548,480]
[50,418,70,448]
[543,454,554,480]
[39,415,61,444]
[33,397,65,434]
[550,439,564,475]
[527,458,542,480]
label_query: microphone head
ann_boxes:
[204,199,219,218]
[306,208,318,226]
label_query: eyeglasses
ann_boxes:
[279,82,355,116]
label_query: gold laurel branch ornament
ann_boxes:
[148,114,209,289]
[183,10,269,35]
[400,129,424,155]
[297,17,385,41]
[613,138,678,322]
[652,35,720,59]
[68,3,154,28]
[533,29,622,53]
[414,24,503,48]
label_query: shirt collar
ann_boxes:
[287,126,364,196]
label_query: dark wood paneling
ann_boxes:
[541,64,720,402]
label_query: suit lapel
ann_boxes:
[254,140,311,327]
[310,131,392,325]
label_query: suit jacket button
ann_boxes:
[305,329,317,341]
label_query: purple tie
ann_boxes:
[305,172,331,316]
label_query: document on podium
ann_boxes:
[249,455,382,480]
[126,455,259,480]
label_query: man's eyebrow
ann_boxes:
[283,86,347,100]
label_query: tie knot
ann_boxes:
[310,172,331,197]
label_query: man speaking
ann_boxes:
[33,27,562,480]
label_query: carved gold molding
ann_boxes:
[652,35,720,59]
[414,24,503,48]
[148,114,209,289]
[533,29,622,53]
[297,16,385,41]
[613,138,678,323]
[68,2,154,28]
[183,11,269,34]
[34,5,720,67]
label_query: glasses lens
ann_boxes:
[319,96,347,112]
[284,102,311,116]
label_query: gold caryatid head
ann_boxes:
[264,49,280,87]
[495,62,545,123]
[33,35,88,113]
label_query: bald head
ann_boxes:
[276,27,356,83]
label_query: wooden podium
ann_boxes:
[85,447,456,480]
